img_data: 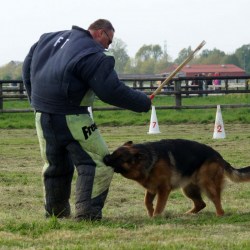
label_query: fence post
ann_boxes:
[19,82,24,93]
[174,81,182,107]
[225,79,228,91]
[245,80,249,90]
[185,80,189,97]
[0,82,3,111]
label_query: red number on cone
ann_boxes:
[217,125,222,132]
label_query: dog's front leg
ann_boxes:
[153,185,171,217]
[144,191,156,217]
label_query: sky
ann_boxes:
[1,0,250,66]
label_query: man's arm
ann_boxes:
[86,56,151,112]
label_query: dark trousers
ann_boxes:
[35,112,113,220]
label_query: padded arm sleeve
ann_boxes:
[87,56,151,113]
[22,42,38,102]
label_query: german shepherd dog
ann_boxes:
[103,139,250,217]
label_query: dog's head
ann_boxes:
[103,141,155,180]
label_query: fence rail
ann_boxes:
[1,76,250,113]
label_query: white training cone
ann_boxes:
[148,106,161,134]
[88,106,94,120]
[213,105,226,139]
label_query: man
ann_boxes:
[22,19,151,221]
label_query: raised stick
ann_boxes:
[150,40,206,100]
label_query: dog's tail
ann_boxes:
[224,161,250,182]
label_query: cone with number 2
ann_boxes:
[213,105,226,139]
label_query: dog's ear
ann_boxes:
[123,141,133,146]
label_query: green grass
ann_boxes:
[1,94,250,128]
[1,125,250,249]
[1,94,250,249]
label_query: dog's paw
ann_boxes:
[147,209,154,217]
[152,212,164,218]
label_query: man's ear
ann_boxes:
[123,141,133,146]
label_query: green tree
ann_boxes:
[193,48,225,64]
[154,42,171,73]
[235,44,250,73]
[135,44,166,74]
[135,45,152,61]
[123,58,137,74]
[138,58,155,74]
[109,38,129,74]
[221,54,241,67]
[135,44,163,62]
[151,45,163,61]
[0,61,23,80]
[175,46,192,64]
[125,43,170,74]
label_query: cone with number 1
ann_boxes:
[213,105,226,139]
[148,106,161,134]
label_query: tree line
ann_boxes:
[0,41,249,80]
[110,39,250,75]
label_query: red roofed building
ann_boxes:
[161,64,245,77]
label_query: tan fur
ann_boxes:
[134,160,225,217]
[104,140,250,217]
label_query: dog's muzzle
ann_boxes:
[103,154,112,166]
[103,154,121,172]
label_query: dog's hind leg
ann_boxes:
[182,184,206,214]
[144,191,156,217]
[203,183,224,216]
[200,163,225,216]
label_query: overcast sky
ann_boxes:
[1,0,250,66]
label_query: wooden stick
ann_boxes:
[150,40,206,100]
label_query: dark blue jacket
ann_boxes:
[22,26,151,114]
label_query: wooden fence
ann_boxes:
[1,75,250,113]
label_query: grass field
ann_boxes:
[1,94,250,128]
[1,124,250,249]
